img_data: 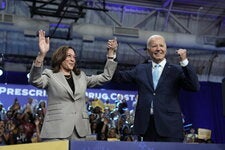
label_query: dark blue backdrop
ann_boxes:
[179,82,225,143]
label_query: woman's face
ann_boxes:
[60,48,76,73]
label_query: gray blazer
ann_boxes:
[29,60,117,139]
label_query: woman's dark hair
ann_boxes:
[51,45,80,75]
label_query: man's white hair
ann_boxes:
[146,35,165,49]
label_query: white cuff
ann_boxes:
[180,59,189,67]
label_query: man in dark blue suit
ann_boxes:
[109,35,200,142]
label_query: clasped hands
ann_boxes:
[107,38,118,59]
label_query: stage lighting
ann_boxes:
[0,53,4,76]
[26,73,30,79]
[0,0,6,10]
[0,67,3,76]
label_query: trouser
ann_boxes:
[142,115,183,142]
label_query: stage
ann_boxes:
[1,140,225,150]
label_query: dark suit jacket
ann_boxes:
[114,61,200,139]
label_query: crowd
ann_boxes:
[0,95,138,145]
[0,95,211,145]
[0,97,46,145]
[87,94,137,141]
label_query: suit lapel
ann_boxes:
[52,72,75,100]
[145,63,154,90]
[156,63,171,89]
[71,72,78,96]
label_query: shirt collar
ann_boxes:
[152,59,166,68]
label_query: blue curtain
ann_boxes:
[180,82,225,143]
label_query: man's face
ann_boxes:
[147,36,167,63]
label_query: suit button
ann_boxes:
[153,93,156,95]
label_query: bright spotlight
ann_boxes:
[0,53,4,76]
[0,68,3,76]
[27,73,30,79]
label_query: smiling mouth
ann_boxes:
[154,52,162,56]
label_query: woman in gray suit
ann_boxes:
[29,30,118,141]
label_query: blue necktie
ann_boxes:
[153,64,160,89]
